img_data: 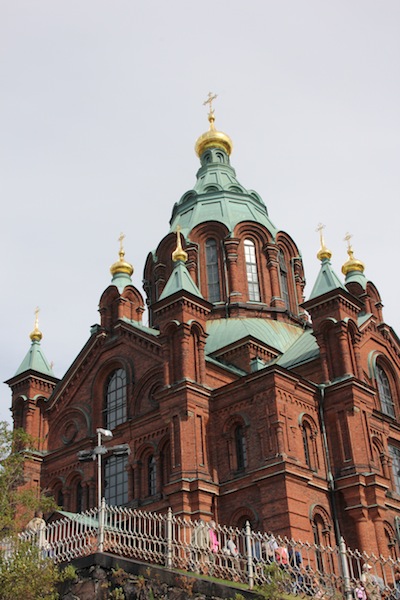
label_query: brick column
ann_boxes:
[265,244,285,308]
[224,238,241,298]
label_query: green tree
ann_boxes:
[0,421,63,599]
[0,421,55,536]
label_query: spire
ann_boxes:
[171,226,188,263]
[15,309,55,377]
[342,233,365,275]
[195,92,233,157]
[110,233,134,292]
[307,225,345,300]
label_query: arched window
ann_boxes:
[302,420,318,471]
[205,238,221,302]
[312,513,332,571]
[148,455,157,496]
[104,454,128,506]
[235,425,248,471]
[244,239,260,301]
[104,368,127,430]
[279,251,290,309]
[376,364,395,417]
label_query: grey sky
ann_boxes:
[1,1,399,425]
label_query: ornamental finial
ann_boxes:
[316,223,332,262]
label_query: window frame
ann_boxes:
[205,238,221,303]
[104,454,129,506]
[244,238,261,302]
[104,368,127,430]
[376,363,396,418]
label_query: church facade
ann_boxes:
[6,105,400,558]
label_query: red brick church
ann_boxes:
[6,103,400,559]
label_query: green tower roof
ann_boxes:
[159,260,204,301]
[15,339,55,377]
[307,257,346,301]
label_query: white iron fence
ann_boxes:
[2,501,400,599]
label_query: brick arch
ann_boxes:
[48,405,90,451]
[309,504,333,548]
[299,413,319,472]
[223,413,250,473]
[135,441,159,500]
[229,505,260,530]
[134,366,163,415]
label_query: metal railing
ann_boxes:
[3,501,400,599]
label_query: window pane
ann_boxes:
[279,252,290,309]
[104,455,128,506]
[104,368,127,430]
[244,240,260,302]
[377,365,395,417]
[206,239,221,302]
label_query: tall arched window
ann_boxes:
[104,368,127,430]
[148,455,157,496]
[205,238,221,302]
[104,454,128,506]
[376,364,395,417]
[302,421,318,471]
[279,251,290,309]
[235,425,248,471]
[244,239,260,301]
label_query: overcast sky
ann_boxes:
[1,1,399,426]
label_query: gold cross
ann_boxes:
[316,222,325,246]
[203,92,217,115]
[34,306,40,329]
[118,232,125,251]
[344,232,353,249]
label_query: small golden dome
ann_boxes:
[30,307,42,342]
[110,233,134,277]
[172,226,188,262]
[342,233,365,275]
[195,92,233,157]
[342,247,365,275]
[316,223,332,262]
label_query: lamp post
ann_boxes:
[77,428,130,508]
[95,428,113,508]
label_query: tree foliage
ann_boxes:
[0,421,55,536]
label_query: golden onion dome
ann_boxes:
[110,233,134,277]
[316,223,332,262]
[30,307,42,342]
[195,113,233,157]
[172,226,188,262]
[342,247,365,275]
[342,233,365,275]
[195,93,232,157]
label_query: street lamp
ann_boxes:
[77,428,130,508]
[95,428,113,508]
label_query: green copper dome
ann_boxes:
[169,147,277,238]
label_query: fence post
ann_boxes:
[166,507,173,569]
[339,536,352,600]
[98,497,106,553]
[245,520,254,590]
